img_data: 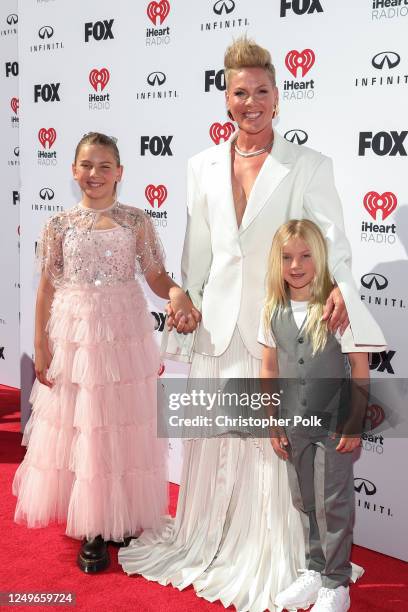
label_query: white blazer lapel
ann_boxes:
[209,134,239,238]
[240,131,294,232]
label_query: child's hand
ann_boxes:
[334,434,361,453]
[168,288,201,334]
[270,426,289,460]
[34,344,54,388]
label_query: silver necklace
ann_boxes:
[234,136,274,158]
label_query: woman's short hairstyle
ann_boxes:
[224,36,276,87]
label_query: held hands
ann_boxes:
[321,286,349,335]
[167,287,201,334]
[34,343,54,388]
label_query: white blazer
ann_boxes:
[165,131,386,360]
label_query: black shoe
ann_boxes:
[77,536,110,573]
[108,535,138,548]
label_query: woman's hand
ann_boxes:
[167,288,201,334]
[322,286,349,334]
[34,343,53,387]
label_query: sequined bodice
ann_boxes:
[63,225,136,286]
[38,202,165,288]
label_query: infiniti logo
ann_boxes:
[284,129,308,145]
[361,273,388,290]
[38,25,54,39]
[147,71,166,86]
[14,146,19,157]
[39,188,55,201]
[354,478,377,496]
[213,0,235,15]
[371,51,401,70]
[151,311,166,332]
[7,14,18,25]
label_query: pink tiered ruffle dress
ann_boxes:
[13,202,168,541]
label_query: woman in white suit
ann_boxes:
[120,38,385,612]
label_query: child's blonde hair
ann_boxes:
[264,219,334,355]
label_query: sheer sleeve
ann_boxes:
[36,215,64,286]
[135,213,166,277]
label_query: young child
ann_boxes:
[258,220,380,612]
[13,132,199,573]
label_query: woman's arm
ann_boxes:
[303,156,351,333]
[34,273,55,387]
[166,158,210,332]
[180,159,212,310]
[303,155,385,345]
[304,156,351,275]
[335,352,369,453]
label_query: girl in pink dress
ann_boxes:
[13,132,198,573]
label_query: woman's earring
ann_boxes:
[273,103,280,118]
[227,109,234,121]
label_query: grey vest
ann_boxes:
[271,305,349,430]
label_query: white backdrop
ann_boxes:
[0,0,20,389]
[13,0,408,561]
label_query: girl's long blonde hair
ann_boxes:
[264,219,334,355]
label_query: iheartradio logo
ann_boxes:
[10,97,19,114]
[89,68,110,92]
[38,128,57,149]
[209,121,235,145]
[147,0,170,25]
[363,191,397,221]
[285,49,315,78]
[364,404,385,430]
[145,184,167,208]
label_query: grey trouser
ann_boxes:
[285,431,355,588]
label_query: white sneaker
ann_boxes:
[311,586,350,612]
[275,569,322,612]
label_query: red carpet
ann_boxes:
[1,384,406,611]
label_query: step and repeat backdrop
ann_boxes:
[8,0,408,560]
[0,0,19,389]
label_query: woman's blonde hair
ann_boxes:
[264,220,334,355]
[224,36,276,87]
